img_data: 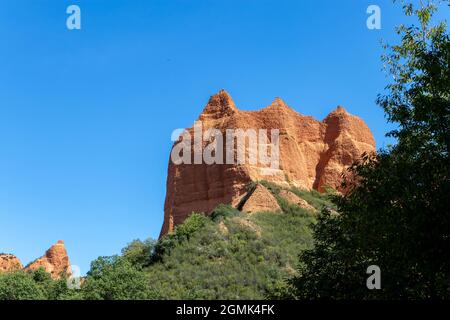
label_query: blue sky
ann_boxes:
[0,0,446,274]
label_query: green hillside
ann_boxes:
[0,183,333,300]
[144,209,314,299]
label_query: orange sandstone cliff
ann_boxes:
[160,90,375,236]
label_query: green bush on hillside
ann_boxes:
[151,213,208,263]
[122,239,155,269]
[210,204,240,222]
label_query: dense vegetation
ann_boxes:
[285,0,450,299]
[0,184,328,300]
[0,268,82,300]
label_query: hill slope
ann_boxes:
[0,183,333,300]
[135,182,332,299]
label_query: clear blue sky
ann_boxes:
[0,0,446,274]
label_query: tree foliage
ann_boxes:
[81,256,156,300]
[0,268,80,300]
[289,0,450,299]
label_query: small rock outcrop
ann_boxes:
[279,190,316,211]
[241,184,282,214]
[25,241,72,279]
[0,254,23,272]
[231,217,262,237]
[161,90,375,236]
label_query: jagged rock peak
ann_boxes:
[334,105,347,113]
[265,97,295,112]
[200,89,237,120]
[202,91,297,117]
[324,105,351,119]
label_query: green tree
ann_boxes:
[82,256,155,300]
[289,0,450,299]
[151,213,208,263]
[121,238,155,269]
[0,267,83,300]
[0,271,46,300]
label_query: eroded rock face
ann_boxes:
[25,240,72,279]
[161,90,375,236]
[313,106,376,192]
[0,254,23,272]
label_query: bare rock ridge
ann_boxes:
[0,241,72,279]
[161,90,376,236]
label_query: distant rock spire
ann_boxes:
[269,97,288,108]
[1,241,72,279]
[0,254,23,272]
[25,241,72,279]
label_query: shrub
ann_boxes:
[151,213,208,263]
[122,238,155,269]
[210,204,240,222]
[290,187,334,211]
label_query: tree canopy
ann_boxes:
[288,0,449,299]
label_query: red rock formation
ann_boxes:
[313,106,376,192]
[0,254,23,272]
[25,240,72,279]
[241,184,281,214]
[160,90,375,236]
